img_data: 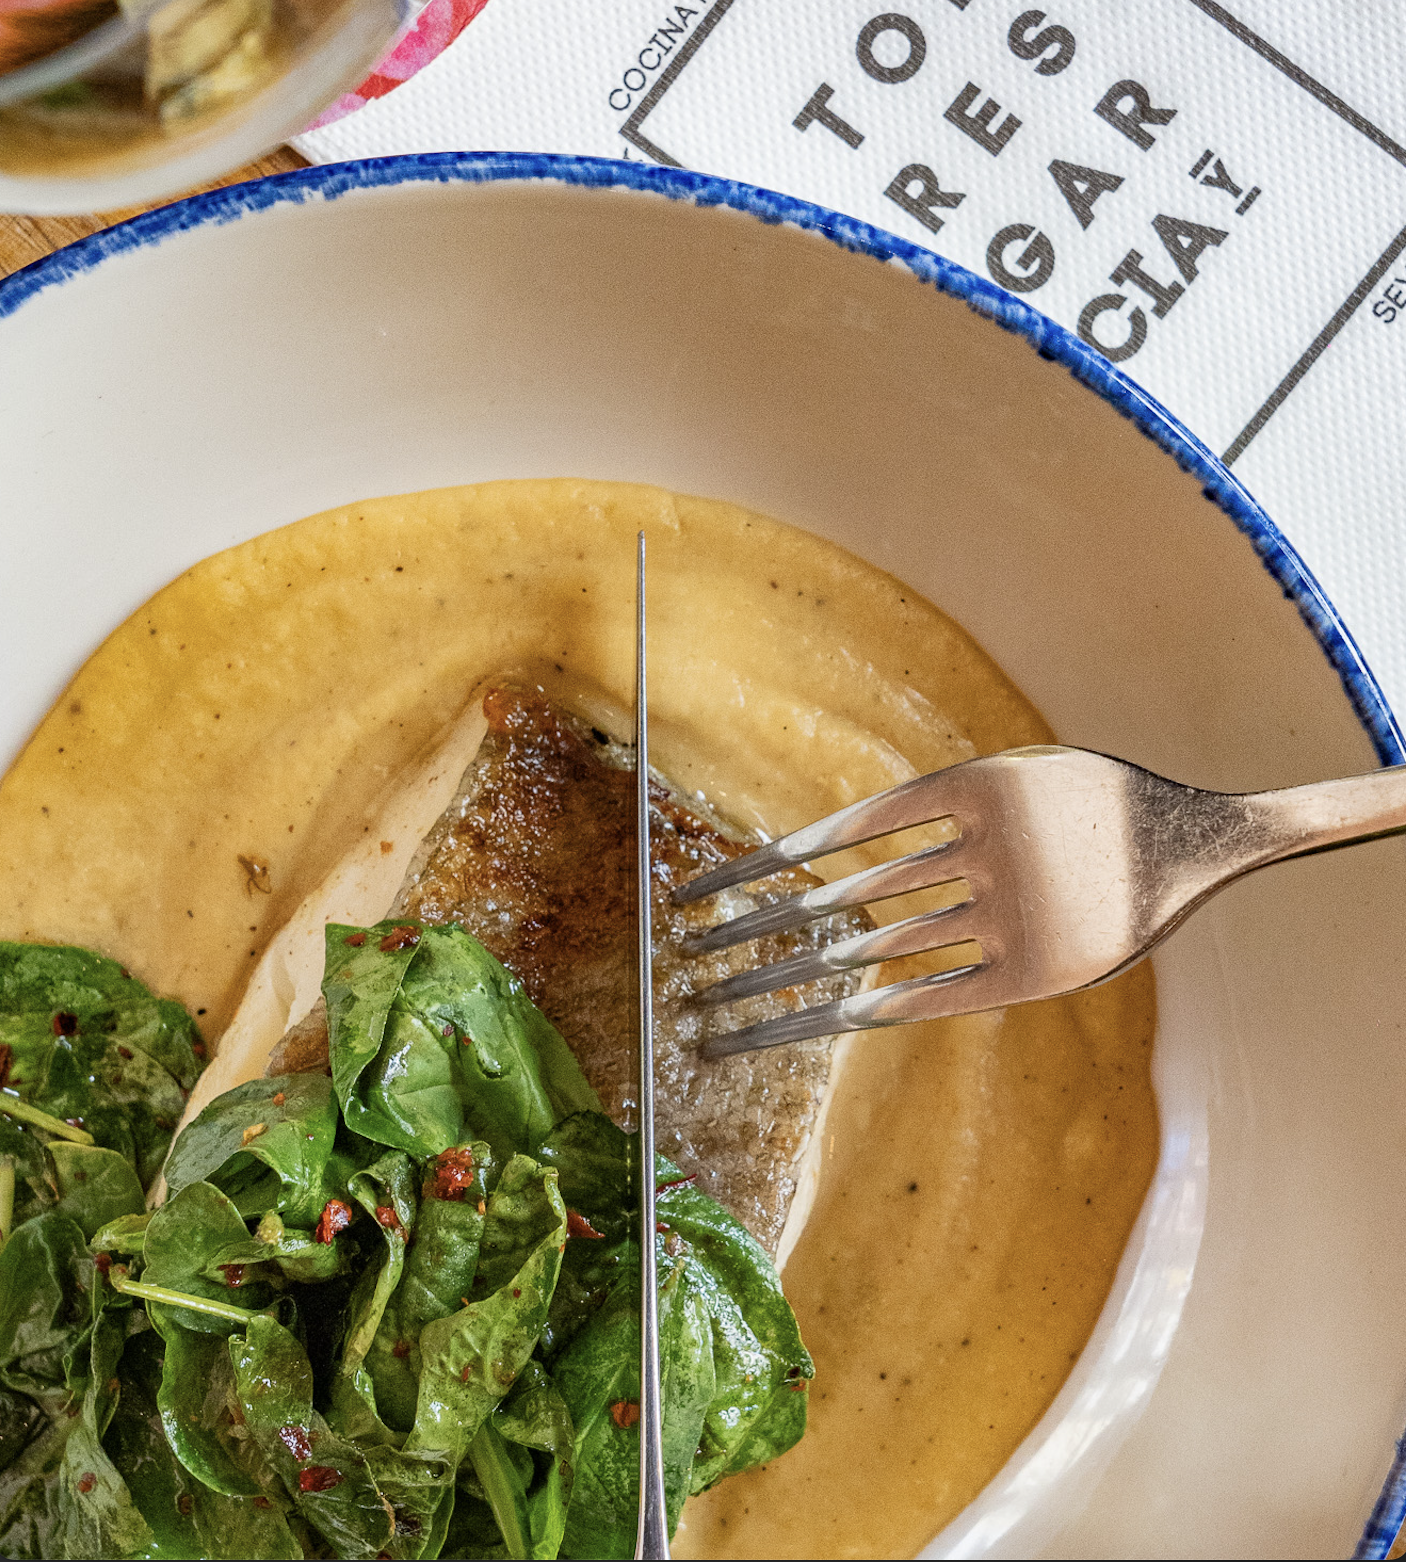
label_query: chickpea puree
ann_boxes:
[0,479,1156,1558]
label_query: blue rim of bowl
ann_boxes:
[2,150,1401,778]
[2,149,1404,1557]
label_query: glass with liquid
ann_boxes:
[0,0,406,213]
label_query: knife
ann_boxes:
[634,532,670,1561]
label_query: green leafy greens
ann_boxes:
[0,924,812,1558]
[0,941,205,1229]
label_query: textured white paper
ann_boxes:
[300,1,1406,728]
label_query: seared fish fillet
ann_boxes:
[270,688,870,1255]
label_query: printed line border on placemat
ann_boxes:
[1187,0,1406,168]
[632,0,1403,466]
[1187,1,1406,463]
[1222,221,1406,467]
[619,0,737,166]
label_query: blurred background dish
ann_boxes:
[1,154,1404,1559]
[0,0,131,77]
[0,0,402,212]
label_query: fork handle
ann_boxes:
[1244,765,1406,865]
[1135,763,1406,947]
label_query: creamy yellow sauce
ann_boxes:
[0,479,1156,1558]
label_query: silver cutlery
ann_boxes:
[634,533,670,1561]
[675,745,1406,1059]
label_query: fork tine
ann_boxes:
[671,766,968,904]
[693,895,986,1008]
[700,960,994,1058]
[684,838,973,955]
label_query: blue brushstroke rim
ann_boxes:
[2,153,1404,1555]
[2,151,1401,778]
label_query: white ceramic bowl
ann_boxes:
[3,155,1406,1560]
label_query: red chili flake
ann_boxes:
[428,1147,475,1201]
[658,1174,697,1191]
[314,1200,354,1244]
[66,1118,85,1130]
[344,932,366,947]
[277,1425,313,1461]
[609,1400,640,1430]
[76,1472,96,1494]
[374,1205,403,1233]
[790,1381,808,1392]
[220,1264,246,1288]
[253,1497,271,1510]
[512,1288,521,1299]
[378,925,421,953]
[117,1046,134,1060]
[93,1253,112,1278]
[567,1211,605,1241]
[392,1340,410,1359]
[177,1494,194,1517]
[441,1023,454,1038]
[298,1467,342,1494]
[272,1091,285,1107]
[656,1223,670,1234]
[52,1011,78,1037]
[461,1365,472,1383]
[191,1041,206,1059]
[0,1043,10,1089]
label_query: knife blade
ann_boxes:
[634,531,670,1561]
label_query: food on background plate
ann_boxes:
[0,0,119,75]
[0,479,1159,1557]
[0,0,356,179]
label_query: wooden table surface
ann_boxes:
[0,144,307,281]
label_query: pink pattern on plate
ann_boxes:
[304,0,490,132]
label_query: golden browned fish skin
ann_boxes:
[268,687,869,1254]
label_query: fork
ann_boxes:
[672,745,1406,1059]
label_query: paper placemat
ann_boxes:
[299,1,1406,729]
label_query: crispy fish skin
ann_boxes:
[268,688,870,1255]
